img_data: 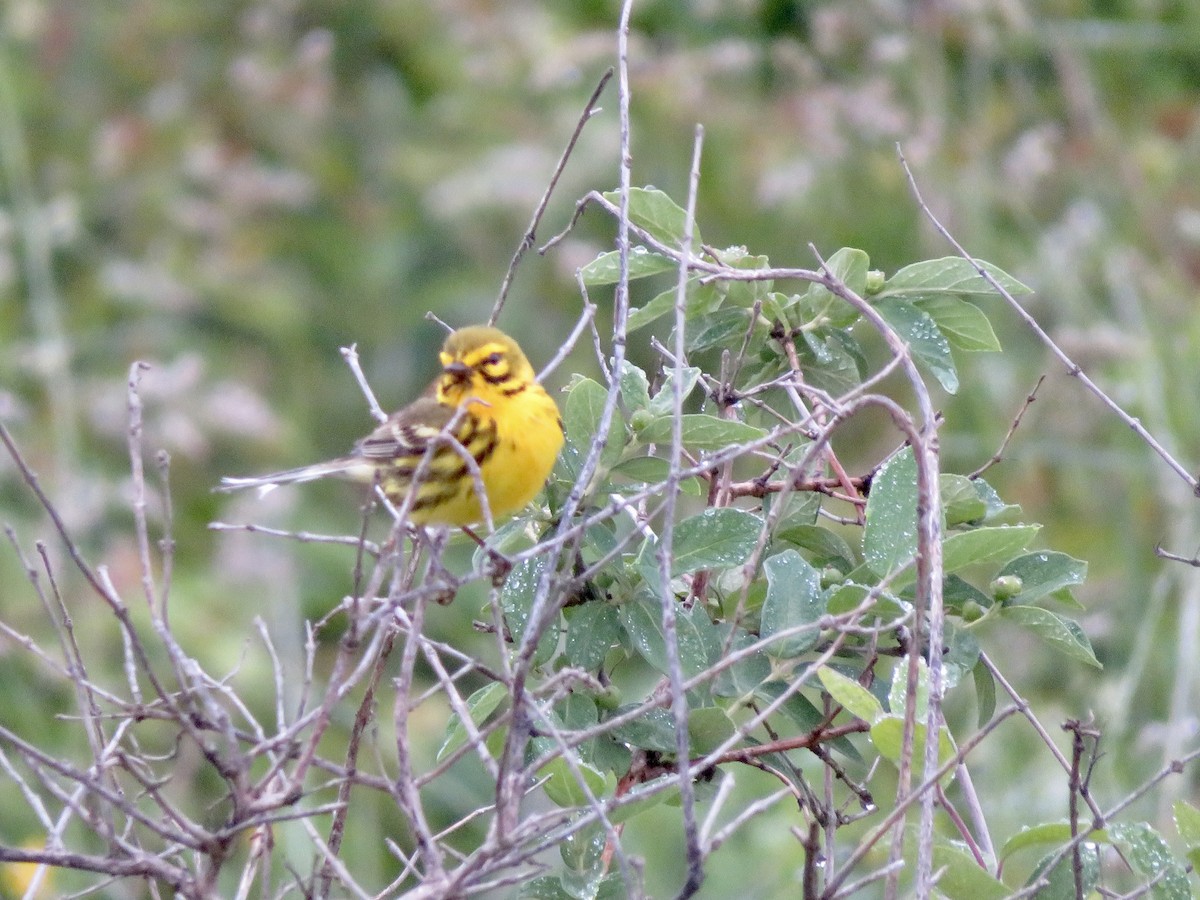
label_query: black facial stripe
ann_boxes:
[479,368,514,385]
[500,381,527,397]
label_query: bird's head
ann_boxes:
[435,326,537,414]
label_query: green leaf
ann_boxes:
[999,822,1076,862]
[825,582,909,621]
[517,876,575,899]
[879,256,1032,298]
[713,626,772,698]
[565,603,621,671]
[561,376,624,477]
[602,187,699,248]
[502,556,561,667]
[555,692,599,732]
[687,308,751,353]
[876,297,959,394]
[972,659,996,727]
[889,523,1041,591]
[869,716,955,768]
[609,706,678,753]
[794,327,867,395]
[610,455,668,483]
[608,457,704,495]
[713,247,772,307]
[618,589,718,679]
[1173,800,1200,870]
[928,836,1011,900]
[563,377,607,447]
[942,525,1041,574]
[760,550,825,657]
[943,622,981,690]
[646,365,702,418]
[1174,799,1200,848]
[618,361,650,413]
[559,821,605,874]
[637,414,767,451]
[803,247,870,328]
[629,278,726,333]
[580,247,676,285]
[1001,605,1101,668]
[997,552,1088,606]
[608,779,680,825]
[1026,844,1100,899]
[944,574,994,615]
[888,654,930,720]
[688,707,737,756]
[973,477,1022,521]
[914,294,1002,351]
[941,474,988,526]
[818,665,884,724]
[539,756,609,808]
[863,448,918,578]
[628,285,679,332]
[775,523,856,570]
[671,508,762,575]
[437,682,508,762]
[1109,822,1191,900]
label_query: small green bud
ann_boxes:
[961,601,986,622]
[593,684,622,711]
[630,409,653,433]
[990,575,1023,603]
[819,566,845,589]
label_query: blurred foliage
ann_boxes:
[2,0,1200,897]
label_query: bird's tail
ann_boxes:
[216,458,371,496]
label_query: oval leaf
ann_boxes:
[671,508,762,575]
[863,448,918,578]
[1108,822,1190,900]
[942,525,1041,574]
[759,550,824,658]
[540,757,609,808]
[602,187,699,248]
[638,414,767,451]
[876,297,959,394]
[930,836,1011,900]
[438,682,509,762]
[688,707,736,756]
[915,295,1001,352]
[880,256,1032,298]
[565,603,621,671]
[580,247,676,285]
[1001,605,1101,668]
[618,589,717,679]
[818,665,884,724]
[997,551,1088,606]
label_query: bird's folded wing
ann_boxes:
[354,398,456,460]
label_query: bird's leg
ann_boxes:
[461,525,513,586]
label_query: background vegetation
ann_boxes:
[2,1,1200,897]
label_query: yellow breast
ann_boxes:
[409,383,562,527]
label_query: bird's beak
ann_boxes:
[442,361,471,381]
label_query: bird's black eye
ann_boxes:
[483,352,503,367]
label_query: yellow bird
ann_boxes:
[219,326,564,527]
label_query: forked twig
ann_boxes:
[490,68,613,326]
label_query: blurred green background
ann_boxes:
[2,0,1200,896]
